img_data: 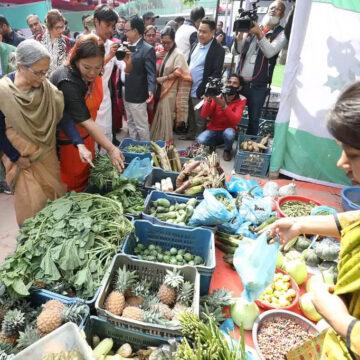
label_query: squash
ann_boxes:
[295,236,311,252]
[303,249,321,267]
[315,242,339,261]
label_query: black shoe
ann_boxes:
[208,146,216,153]
[0,181,12,195]
[223,150,232,161]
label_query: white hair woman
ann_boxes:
[0,39,90,225]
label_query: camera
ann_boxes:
[233,0,259,33]
[204,77,223,97]
[115,42,136,61]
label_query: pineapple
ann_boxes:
[104,266,138,316]
[157,269,184,306]
[16,326,40,350]
[0,334,16,346]
[0,342,13,354]
[150,303,173,320]
[143,308,170,326]
[1,309,25,342]
[42,300,65,312]
[122,306,143,322]
[37,302,87,336]
[126,280,152,308]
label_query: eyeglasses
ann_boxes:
[161,40,173,46]
[269,6,283,11]
[27,67,47,77]
[145,33,156,37]
[124,28,133,33]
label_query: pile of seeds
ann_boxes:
[257,316,315,359]
[280,200,317,217]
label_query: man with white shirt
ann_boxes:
[232,0,287,135]
[93,5,122,146]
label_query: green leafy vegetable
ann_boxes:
[123,144,152,153]
[0,192,133,299]
[89,154,122,190]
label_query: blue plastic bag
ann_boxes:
[218,210,244,234]
[239,196,273,225]
[235,221,257,239]
[121,157,152,182]
[234,232,279,302]
[226,177,263,197]
[189,188,237,226]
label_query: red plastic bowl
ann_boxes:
[255,268,300,311]
[275,195,321,218]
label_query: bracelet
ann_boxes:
[346,318,359,360]
[109,146,117,155]
[334,214,342,234]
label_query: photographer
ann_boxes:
[197,74,247,161]
[232,0,287,135]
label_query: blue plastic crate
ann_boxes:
[119,138,165,163]
[122,220,215,295]
[30,289,90,329]
[142,190,215,232]
[84,316,169,351]
[234,134,272,177]
[341,186,360,211]
[144,168,204,199]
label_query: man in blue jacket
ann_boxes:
[124,15,156,141]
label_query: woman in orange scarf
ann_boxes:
[268,81,360,359]
[51,35,126,192]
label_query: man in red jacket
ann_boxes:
[197,73,246,161]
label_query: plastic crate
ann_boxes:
[142,190,215,232]
[144,168,204,199]
[30,289,90,329]
[95,254,200,338]
[13,322,93,360]
[122,220,215,295]
[84,316,169,352]
[234,134,272,177]
[119,138,165,163]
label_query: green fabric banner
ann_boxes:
[313,0,360,12]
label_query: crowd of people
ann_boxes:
[0,0,288,223]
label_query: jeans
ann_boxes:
[197,128,236,151]
[241,84,268,135]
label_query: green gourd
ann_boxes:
[295,236,311,252]
[303,249,321,267]
[315,242,340,261]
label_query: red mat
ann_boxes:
[208,179,342,348]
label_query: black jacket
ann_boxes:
[124,38,156,103]
[188,38,225,99]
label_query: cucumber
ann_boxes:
[154,198,171,208]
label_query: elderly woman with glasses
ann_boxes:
[36,9,72,76]
[0,40,91,225]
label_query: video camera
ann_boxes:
[233,0,259,33]
[204,77,239,97]
[115,42,136,61]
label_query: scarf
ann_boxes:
[321,213,360,359]
[40,30,68,76]
[0,76,64,148]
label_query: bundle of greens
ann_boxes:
[89,154,122,190]
[124,144,152,153]
[105,179,145,215]
[175,310,245,360]
[0,192,133,299]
